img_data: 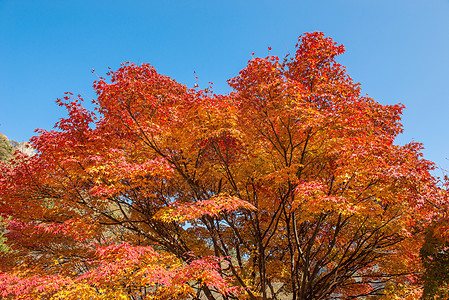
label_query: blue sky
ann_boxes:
[1,0,448,173]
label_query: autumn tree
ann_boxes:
[0,32,445,299]
[420,181,449,300]
[420,224,449,299]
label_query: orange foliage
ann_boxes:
[0,32,446,299]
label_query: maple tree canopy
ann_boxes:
[0,32,446,300]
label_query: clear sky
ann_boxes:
[1,0,448,173]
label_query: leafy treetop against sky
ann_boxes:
[0,0,448,171]
[0,32,444,299]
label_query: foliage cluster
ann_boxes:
[0,32,447,299]
[0,134,15,163]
